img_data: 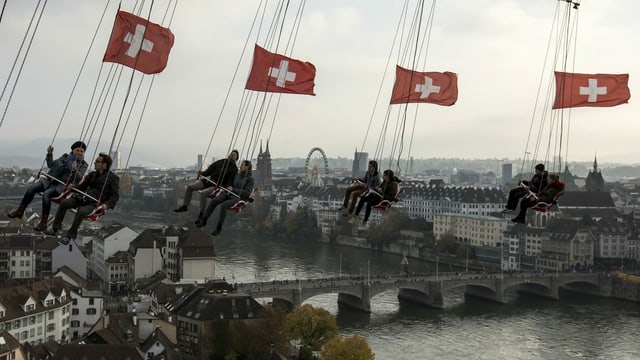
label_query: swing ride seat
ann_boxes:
[70,205,106,221]
[373,188,404,211]
[531,191,564,213]
[228,187,259,213]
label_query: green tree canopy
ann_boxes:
[285,304,339,351]
[321,333,375,360]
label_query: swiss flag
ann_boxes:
[103,11,174,75]
[390,65,458,105]
[245,44,316,95]
[553,71,630,109]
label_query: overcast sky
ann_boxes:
[0,0,638,168]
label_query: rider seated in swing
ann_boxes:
[511,173,564,224]
[338,160,380,217]
[503,163,548,212]
[173,150,238,225]
[44,153,120,244]
[198,160,254,236]
[7,141,89,231]
[349,169,401,228]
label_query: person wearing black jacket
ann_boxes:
[173,150,239,221]
[504,163,548,212]
[45,153,119,244]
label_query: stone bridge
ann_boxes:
[236,272,606,312]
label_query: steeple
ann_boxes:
[259,140,263,155]
[593,154,598,173]
[265,139,270,155]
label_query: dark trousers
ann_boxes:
[355,193,382,222]
[203,193,237,229]
[506,187,527,210]
[515,197,537,220]
[52,195,96,239]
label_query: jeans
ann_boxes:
[20,180,61,215]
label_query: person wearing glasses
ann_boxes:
[45,153,120,244]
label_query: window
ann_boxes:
[89,298,94,305]
[48,311,54,320]
[47,324,55,332]
[86,308,97,315]
[72,309,79,315]
[45,299,54,307]
[70,320,80,328]
[0,310,4,318]
[72,299,77,305]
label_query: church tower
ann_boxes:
[256,139,273,192]
[585,155,605,192]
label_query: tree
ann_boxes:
[285,304,339,352]
[321,333,375,360]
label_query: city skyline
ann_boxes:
[0,1,638,167]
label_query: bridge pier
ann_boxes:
[337,284,371,312]
[397,281,444,309]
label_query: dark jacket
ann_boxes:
[522,171,548,194]
[46,152,88,185]
[537,181,565,203]
[201,158,238,188]
[231,169,255,200]
[77,170,120,209]
[377,180,400,201]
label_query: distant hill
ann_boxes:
[1,138,639,179]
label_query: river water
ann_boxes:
[207,232,640,360]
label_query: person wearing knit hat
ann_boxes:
[71,141,87,151]
[503,163,548,213]
[7,142,89,231]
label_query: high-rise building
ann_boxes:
[197,154,204,171]
[352,150,368,178]
[110,150,122,170]
[502,163,513,185]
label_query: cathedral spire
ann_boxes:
[593,154,598,173]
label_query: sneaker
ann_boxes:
[359,222,369,229]
[348,216,358,224]
[173,205,188,213]
[58,237,71,246]
[195,218,207,228]
[211,229,221,236]
[336,206,347,212]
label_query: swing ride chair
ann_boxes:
[200,176,255,213]
[519,182,563,213]
[358,185,404,211]
[41,172,106,221]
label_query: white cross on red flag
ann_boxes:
[245,44,316,95]
[390,65,458,105]
[553,71,630,109]
[103,11,175,75]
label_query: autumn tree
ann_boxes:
[285,304,339,354]
[321,333,375,360]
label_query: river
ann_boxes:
[204,231,640,360]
